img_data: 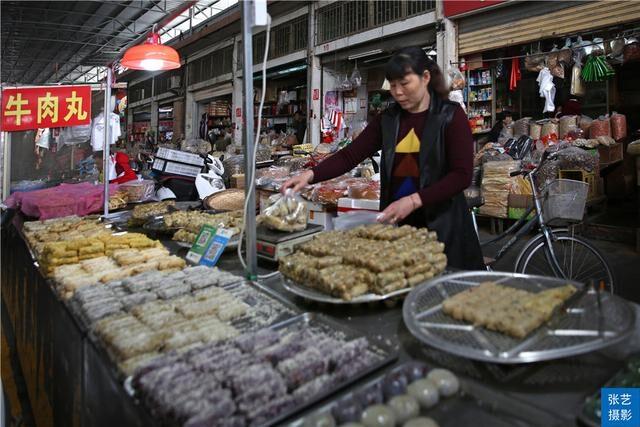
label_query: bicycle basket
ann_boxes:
[541,179,588,223]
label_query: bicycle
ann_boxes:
[468,150,615,292]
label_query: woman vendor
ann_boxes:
[282,47,483,270]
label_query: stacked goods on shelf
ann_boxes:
[280,225,446,301]
[479,161,520,219]
[167,210,244,244]
[208,100,230,117]
[131,323,383,426]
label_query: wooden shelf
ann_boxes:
[469,83,492,87]
[469,99,493,102]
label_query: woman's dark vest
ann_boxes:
[379,92,484,270]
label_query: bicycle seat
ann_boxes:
[464,186,484,209]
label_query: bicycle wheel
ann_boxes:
[515,232,615,292]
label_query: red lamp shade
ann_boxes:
[121,33,181,71]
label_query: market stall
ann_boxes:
[452,28,640,226]
[3,3,640,427]
[2,209,639,427]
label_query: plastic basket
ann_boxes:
[542,179,588,223]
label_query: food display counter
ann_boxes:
[2,211,638,427]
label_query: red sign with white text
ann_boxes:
[313,89,320,100]
[235,107,242,118]
[1,85,92,131]
[443,0,505,17]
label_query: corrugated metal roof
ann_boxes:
[1,0,190,84]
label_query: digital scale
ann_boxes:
[256,224,324,262]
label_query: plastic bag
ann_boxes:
[448,66,466,90]
[119,179,155,203]
[611,112,627,141]
[558,116,577,139]
[627,139,640,156]
[513,118,531,138]
[180,139,211,155]
[524,54,545,72]
[623,38,640,63]
[255,166,291,188]
[334,211,380,230]
[347,181,380,200]
[589,118,611,139]
[570,65,585,96]
[448,90,466,112]
[540,121,559,139]
[578,115,593,137]
[511,176,533,195]
[259,190,308,232]
[529,123,542,140]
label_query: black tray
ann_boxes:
[289,362,564,427]
[124,312,396,427]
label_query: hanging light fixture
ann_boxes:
[121,25,181,71]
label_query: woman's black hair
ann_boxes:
[385,46,449,99]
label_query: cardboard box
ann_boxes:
[230,174,245,189]
[152,158,203,178]
[308,209,335,231]
[598,143,623,166]
[337,198,380,215]
[306,200,337,231]
[155,147,204,166]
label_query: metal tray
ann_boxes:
[288,362,560,427]
[87,279,297,380]
[142,217,180,235]
[403,271,635,364]
[247,312,397,427]
[281,275,413,304]
[124,312,395,427]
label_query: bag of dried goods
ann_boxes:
[258,190,308,232]
[558,116,577,139]
[589,117,611,139]
[610,112,627,141]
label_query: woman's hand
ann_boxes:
[280,170,314,193]
[377,193,422,224]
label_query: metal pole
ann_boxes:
[103,67,112,217]
[242,0,257,278]
[1,132,11,200]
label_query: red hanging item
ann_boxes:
[510,57,521,91]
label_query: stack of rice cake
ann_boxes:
[280,224,447,300]
[442,282,577,338]
[168,210,243,244]
[52,245,186,299]
[39,232,162,275]
[129,200,176,226]
[72,266,247,376]
[132,326,380,427]
[23,216,108,255]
